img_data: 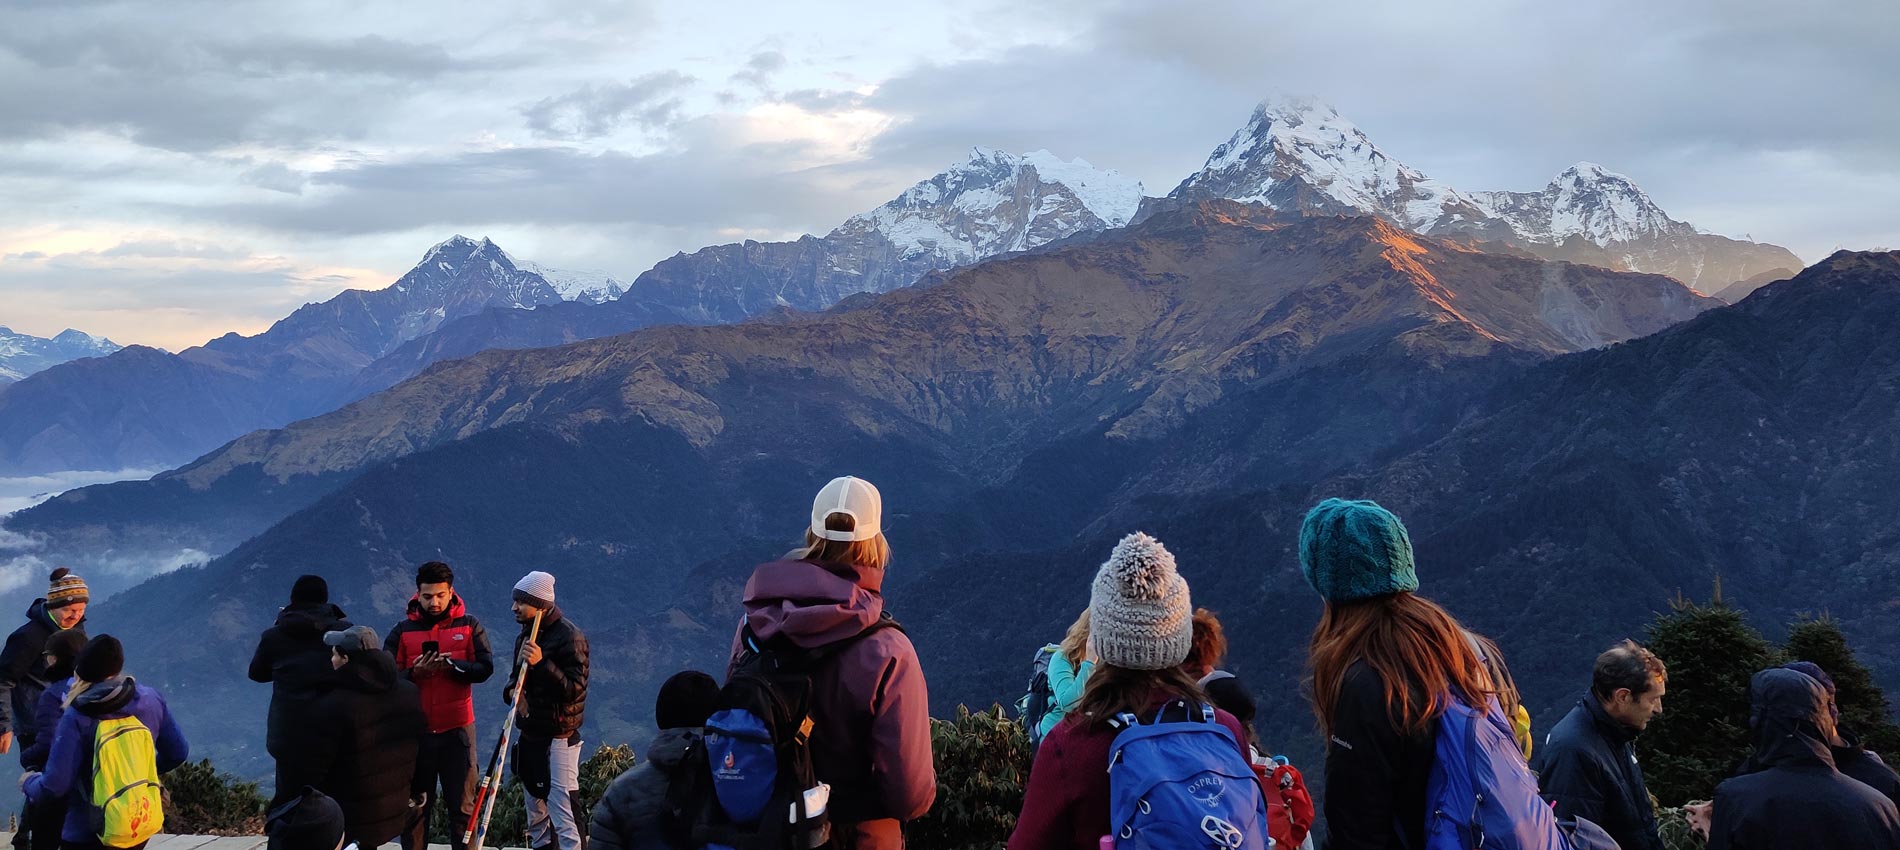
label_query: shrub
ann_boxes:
[577,744,638,833]
[1784,614,1900,754]
[1656,805,1708,850]
[162,759,266,836]
[1638,587,1778,806]
[909,704,1033,850]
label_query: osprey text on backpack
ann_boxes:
[670,614,902,850]
[1107,700,1271,850]
[90,715,164,848]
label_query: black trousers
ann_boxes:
[404,724,478,850]
[27,798,66,850]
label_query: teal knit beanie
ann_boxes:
[1299,498,1418,603]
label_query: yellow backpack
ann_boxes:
[90,715,164,848]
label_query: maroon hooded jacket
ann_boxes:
[730,558,936,850]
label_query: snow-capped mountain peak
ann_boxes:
[0,325,123,383]
[1171,95,1485,232]
[833,146,1145,263]
[1471,162,1682,246]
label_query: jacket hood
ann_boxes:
[336,647,399,694]
[24,599,85,631]
[742,559,884,649]
[1583,693,1642,745]
[406,593,467,623]
[648,727,700,770]
[1748,668,1838,770]
[275,602,349,637]
[73,676,138,717]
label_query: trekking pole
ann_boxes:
[466,610,543,850]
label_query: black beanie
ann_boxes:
[75,635,125,683]
[290,575,329,605]
[266,787,345,850]
[654,670,720,730]
[43,629,88,681]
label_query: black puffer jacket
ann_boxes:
[1709,669,1900,850]
[508,607,588,740]
[249,602,350,758]
[0,600,86,743]
[588,728,698,850]
[280,650,425,848]
[1534,695,1665,850]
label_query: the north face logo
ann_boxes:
[452,634,466,641]
[1188,775,1226,807]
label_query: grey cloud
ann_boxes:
[184,125,884,239]
[730,50,787,90]
[522,71,695,140]
[96,239,255,260]
[241,162,310,194]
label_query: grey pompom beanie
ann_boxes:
[1088,532,1193,671]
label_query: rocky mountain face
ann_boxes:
[0,326,119,383]
[49,203,1725,773]
[0,237,606,476]
[1158,98,1804,295]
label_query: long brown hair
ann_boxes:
[1308,592,1491,737]
[1075,662,1208,727]
[1058,609,1091,667]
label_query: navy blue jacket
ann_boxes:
[1709,669,1900,850]
[1533,695,1665,850]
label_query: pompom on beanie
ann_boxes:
[1088,532,1193,671]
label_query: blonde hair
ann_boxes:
[62,679,93,710]
[793,513,891,571]
[1059,609,1092,666]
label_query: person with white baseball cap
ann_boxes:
[724,476,935,850]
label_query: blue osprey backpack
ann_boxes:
[1107,700,1271,850]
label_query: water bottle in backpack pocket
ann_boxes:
[1107,700,1271,850]
[90,716,164,849]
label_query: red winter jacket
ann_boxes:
[728,559,936,850]
[385,594,495,733]
[1007,697,1251,850]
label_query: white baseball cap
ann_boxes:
[811,476,882,542]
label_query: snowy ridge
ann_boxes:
[835,146,1144,263]
[0,325,122,382]
[1471,162,1686,246]
[512,259,627,304]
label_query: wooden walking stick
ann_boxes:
[465,610,543,850]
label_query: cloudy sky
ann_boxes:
[2,0,1895,350]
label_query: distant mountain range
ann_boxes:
[0,326,118,384]
[1157,97,1803,295]
[32,200,1752,774]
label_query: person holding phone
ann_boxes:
[385,561,494,850]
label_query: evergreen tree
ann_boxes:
[1784,615,1900,755]
[1637,585,1779,806]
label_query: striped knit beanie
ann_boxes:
[1088,532,1193,671]
[47,568,89,610]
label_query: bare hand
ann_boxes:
[522,641,543,667]
[1685,801,1712,838]
[0,731,12,754]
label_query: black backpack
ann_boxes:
[665,613,903,850]
[1016,644,1059,745]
